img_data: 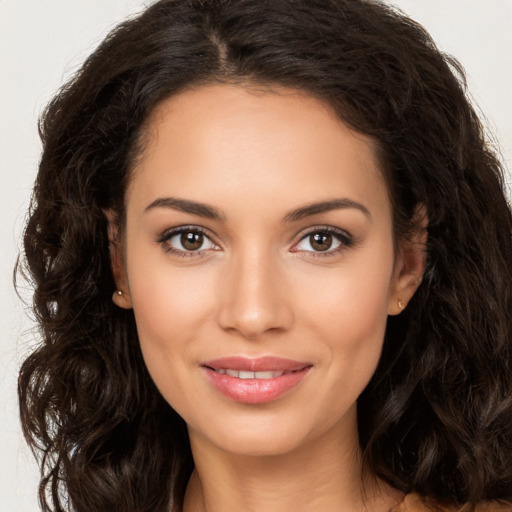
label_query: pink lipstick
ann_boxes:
[201,356,312,404]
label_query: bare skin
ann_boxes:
[183,418,404,512]
[110,83,425,512]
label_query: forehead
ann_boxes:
[126,83,389,220]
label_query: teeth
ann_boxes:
[255,371,278,379]
[215,369,285,379]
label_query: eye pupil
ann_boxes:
[181,231,203,250]
[310,232,332,251]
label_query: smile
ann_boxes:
[213,369,287,379]
[202,357,312,404]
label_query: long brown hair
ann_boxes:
[18,1,512,511]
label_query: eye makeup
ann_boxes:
[156,223,357,260]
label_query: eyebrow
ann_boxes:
[144,197,225,220]
[144,196,371,222]
[283,198,371,222]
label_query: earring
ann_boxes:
[112,288,132,309]
[398,299,405,309]
[112,289,122,303]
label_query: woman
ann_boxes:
[18,0,512,511]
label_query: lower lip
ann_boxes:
[203,367,311,404]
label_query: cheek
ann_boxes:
[128,268,218,420]
[298,249,394,339]
[306,277,390,386]
[125,249,218,387]
[294,243,395,392]
[126,229,217,328]
[133,269,214,332]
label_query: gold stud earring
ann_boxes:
[398,299,405,309]
[112,289,132,309]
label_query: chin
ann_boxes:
[187,411,316,458]
[208,432,307,458]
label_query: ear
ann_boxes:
[105,209,133,309]
[388,205,428,316]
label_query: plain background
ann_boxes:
[1,1,511,511]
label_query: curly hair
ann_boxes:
[18,0,512,511]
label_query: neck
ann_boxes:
[182,415,402,512]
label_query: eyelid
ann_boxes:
[155,224,355,257]
[290,225,354,255]
[156,225,221,255]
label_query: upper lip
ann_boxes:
[202,356,310,372]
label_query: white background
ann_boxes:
[1,1,511,511]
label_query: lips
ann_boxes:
[215,369,286,379]
[202,356,312,404]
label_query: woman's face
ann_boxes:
[114,84,417,457]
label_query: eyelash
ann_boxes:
[156,225,354,258]
[291,226,354,258]
[157,225,220,257]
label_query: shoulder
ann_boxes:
[393,493,512,512]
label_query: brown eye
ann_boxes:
[161,227,218,254]
[292,228,349,254]
[309,232,333,252]
[181,231,204,251]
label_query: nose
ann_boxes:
[216,248,294,339]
